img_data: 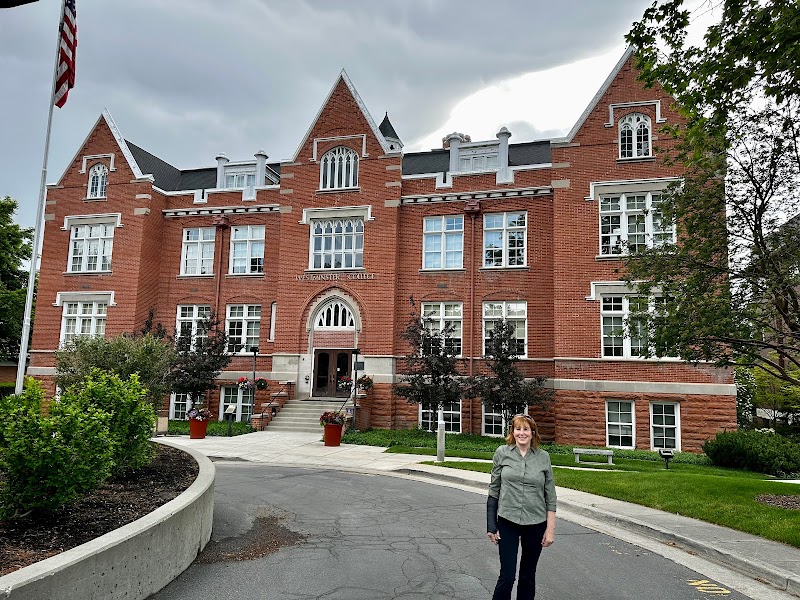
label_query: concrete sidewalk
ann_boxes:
[166,430,800,597]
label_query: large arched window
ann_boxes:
[88,163,108,198]
[619,113,651,159]
[314,299,356,329]
[319,146,358,190]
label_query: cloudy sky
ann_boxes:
[1,0,703,232]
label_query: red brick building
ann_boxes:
[27,49,735,451]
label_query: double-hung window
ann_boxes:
[310,218,364,269]
[419,401,461,433]
[61,299,108,345]
[483,301,527,357]
[230,225,264,274]
[68,222,114,272]
[483,212,526,268]
[651,402,679,450]
[606,400,634,448]
[220,386,254,423]
[181,227,215,275]
[459,146,499,172]
[601,294,672,359]
[176,305,210,350]
[423,216,463,269]
[227,304,261,353]
[170,393,191,420]
[421,302,462,356]
[600,192,673,256]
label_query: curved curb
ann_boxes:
[0,439,215,600]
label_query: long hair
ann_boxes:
[505,414,541,449]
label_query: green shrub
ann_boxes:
[0,379,115,517]
[64,369,156,474]
[167,419,254,436]
[703,430,800,476]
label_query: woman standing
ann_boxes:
[487,414,556,599]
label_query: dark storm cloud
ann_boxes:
[0,0,652,229]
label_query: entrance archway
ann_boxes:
[308,295,360,398]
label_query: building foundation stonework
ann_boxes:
[28,50,735,452]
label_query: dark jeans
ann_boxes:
[492,517,547,600]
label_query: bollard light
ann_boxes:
[225,404,236,437]
[658,448,674,469]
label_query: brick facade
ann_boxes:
[27,52,735,451]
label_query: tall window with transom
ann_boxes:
[319,146,359,190]
[310,218,364,269]
[87,164,108,199]
[227,304,261,352]
[483,212,526,268]
[599,192,673,255]
[68,222,114,272]
[230,225,264,274]
[423,216,463,269]
[619,113,651,159]
[61,299,108,345]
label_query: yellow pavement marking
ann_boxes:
[688,579,731,595]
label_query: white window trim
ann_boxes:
[618,112,652,159]
[457,142,500,174]
[419,401,462,433]
[176,304,211,350]
[482,301,528,358]
[180,227,216,276]
[422,215,464,270]
[606,400,636,449]
[650,402,681,451]
[226,304,262,353]
[269,301,276,341]
[307,217,365,271]
[228,225,265,275]
[421,301,463,357]
[66,221,115,274]
[59,296,111,345]
[482,211,527,269]
[169,392,191,420]
[54,290,116,307]
[61,213,123,231]
[599,292,677,360]
[318,146,360,191]
[300,205,373,224]
[598,191,675,257]
[87,163,109,199]
[220,386,255,423]
[312,135,368,161]
[80,153,116,173]
[481,405,507,437]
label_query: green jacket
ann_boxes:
[488,444,557,526]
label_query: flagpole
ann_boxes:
[15,0,68,395]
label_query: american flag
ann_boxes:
[54,0,77,108]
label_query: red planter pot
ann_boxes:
[189,418,209,439]
[323,423,343,446]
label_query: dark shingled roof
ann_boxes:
[125,141,182,191]
[178,168,217,191]
[379,113,400,142]
[401,141,551,176]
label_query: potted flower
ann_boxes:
[356,374,373,392]
[187,406,213,439]
[255,377,269,390]
[336,376,352,391]
[238,376,254,391]
[320,410,347,446]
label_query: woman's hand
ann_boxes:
[487,531,500,545]
[541,527,555,547]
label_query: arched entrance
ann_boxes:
[309,297,359,398]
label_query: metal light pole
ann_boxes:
[436,406,446,462]
[251,346,258,421]
[351,348,361,431]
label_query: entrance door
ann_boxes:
[313,349,352,398]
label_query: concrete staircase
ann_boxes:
[266,398,350,433]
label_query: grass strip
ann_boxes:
[167,420,255,437]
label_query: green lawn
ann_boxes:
[342,428,800,548]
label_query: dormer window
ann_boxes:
[225,172,256,189]
[88,164,108,199]
[458,145,499,172]
[320,146,358,190]
[619,113,651,159]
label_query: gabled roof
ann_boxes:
[555,47,634,144]
[126,140,182,190]
[291,70,391,162]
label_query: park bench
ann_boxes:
[573,447,614,465]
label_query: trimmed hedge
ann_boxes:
[703,430,800,477]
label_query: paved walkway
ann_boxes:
[166,430,800,597]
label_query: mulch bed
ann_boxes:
[0,443,198,577]
[755,493,800,510]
